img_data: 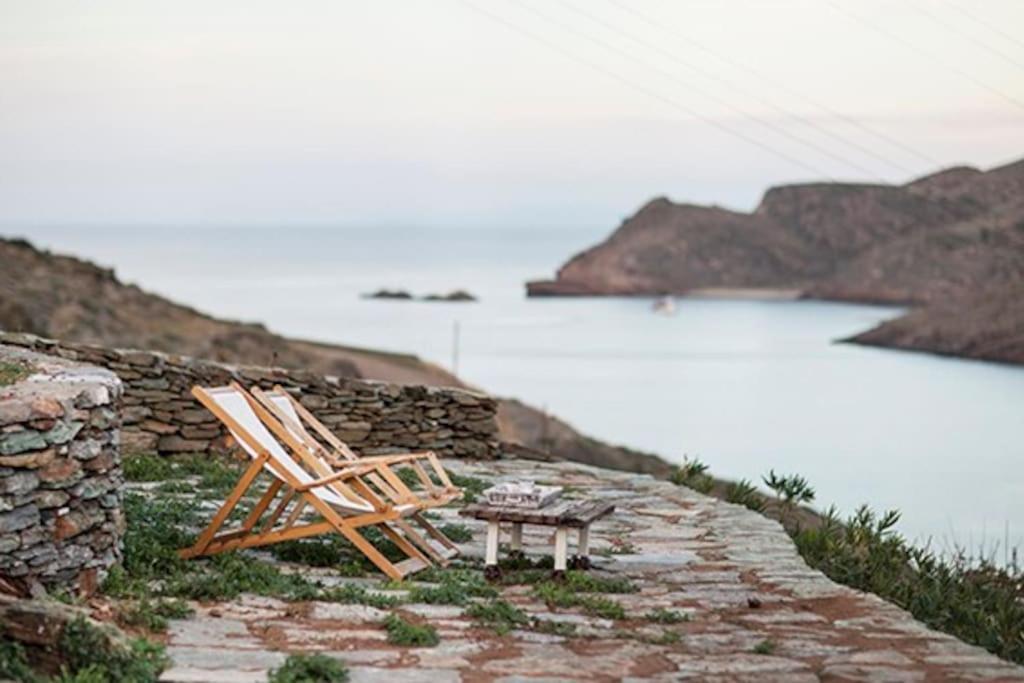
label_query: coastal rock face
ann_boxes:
[0,345,124,592]
[527,158,1024,364]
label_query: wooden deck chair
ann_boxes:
[179,384,435,580]
[249,385,462,564]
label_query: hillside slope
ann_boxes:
[527,158,1024,364]
[0,236,669,472]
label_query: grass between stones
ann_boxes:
[383,614,439,647]
[268,653,349,683]
[466,599,530,635]
[0,360,32,387]
[531,572,637,621]
[644,608,690,624]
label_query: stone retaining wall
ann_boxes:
[0,333,500,461]
[0,344,124,591]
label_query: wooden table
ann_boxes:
[460,499,615,577]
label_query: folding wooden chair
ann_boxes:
[249,385,462,564]
[179,384,436,579]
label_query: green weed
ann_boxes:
[383,614,439,647]
[59,617,168,683]
[669,457,714,493]
[726,479,765,513]
[268,653,348,683]
[447,473,488,504]
[438,523,473,543]
[117,598,193,633]
[0,361,31,387]
[466,599,530,635]
[644,608,689,624]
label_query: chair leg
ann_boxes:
[379,523,432,568]
[180,456,267,559]
[412,512,460,553]
[394,519,446,565]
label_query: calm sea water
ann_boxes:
[15,226,1024,557]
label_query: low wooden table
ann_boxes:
[460,499,615,578]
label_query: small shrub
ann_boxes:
[762,470,815,519]
[271,538,347,568]
[533,583,626,620]
[407,568,497,605]
[395,467,422,489]
[563,571,636,594]
[383,614,439,647]
[648,630,681,645]
[0,361,31,387]
[752,639,776,654]
[122,453,175,482]
[644,608,689,624]
[669,457,714,493]
[438,523,473,543]
[725,479,765,512]
[447,473,488,504]
[268,653,349,683]
[466,599,530,635]
[60,617,168,683]
[155,481,194,495]
[0,639,38,682]
[529,619,577,637]
[322,583,402,610]
[117,598,193,633]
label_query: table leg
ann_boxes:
[578,526,590,556]
[484,520,502,581]
[485,520,500,566]
[510,523,523,551]
[571,525,592,569]
[554,527,568,574]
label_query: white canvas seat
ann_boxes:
[250,385,462,564]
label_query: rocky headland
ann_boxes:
[527,157,1024,365]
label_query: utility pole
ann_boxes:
[452,320,460,377]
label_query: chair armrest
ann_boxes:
[295,465,372,492]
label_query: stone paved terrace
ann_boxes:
[159,458,1024,682]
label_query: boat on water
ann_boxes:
[652,296,676,315]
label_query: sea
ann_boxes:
[14,225,1024,560]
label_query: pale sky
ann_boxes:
[1,0,1022,228]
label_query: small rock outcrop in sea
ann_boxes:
[362,288,478,302]
[422,289,477,302]
[362,289,414,300]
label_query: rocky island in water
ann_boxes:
[528,157,1024,365]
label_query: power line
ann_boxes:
[605,0,941,167]
[822,0,1024,111]
[554,0,915,177]
[456,0,835,179]
[906,0,1024,73]
[507,0,886,180]
[937,0,1024,53]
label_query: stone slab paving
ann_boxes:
[160,458,1024,682]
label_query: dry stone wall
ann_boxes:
[0,344,124,591]
[0,333,500,461]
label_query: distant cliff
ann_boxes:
[527,158,1024,365]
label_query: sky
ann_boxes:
[1,0,1023,229]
